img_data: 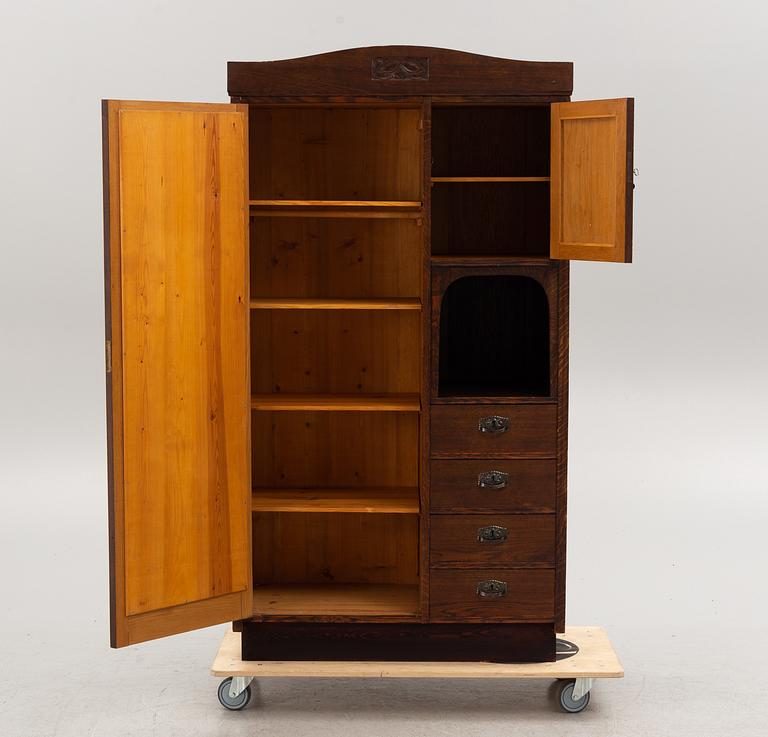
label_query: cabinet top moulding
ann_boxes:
[228,46,572,99]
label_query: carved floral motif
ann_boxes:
[371,56,429,80]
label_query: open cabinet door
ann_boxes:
[550,98,634,262]
[103,100,251,647]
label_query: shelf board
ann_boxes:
[252,584,419,618]
[431,177,550,183]
[251,393,421,412]
[431,255,553,267]
[249,199,423,219]
[250,298,421,311]
[251,488,419,514]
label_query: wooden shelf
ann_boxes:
[252,584,419,618]
[431,255,552,267]
[249,200,423,219]
[250,298,421,311]
[251,393,421,412]
[251,488,419,513]
[431,177,550,183]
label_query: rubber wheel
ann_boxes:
[557,679,590,713]
[217,677,252,711]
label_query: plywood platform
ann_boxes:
[211,626,623,679]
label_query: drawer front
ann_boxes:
[431,459,556,513]
[431,514,555,567]
[430,404,557,458]
[430,569,554,622]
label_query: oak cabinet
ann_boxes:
[103,46,634,661]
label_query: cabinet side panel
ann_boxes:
[555,262,569,632]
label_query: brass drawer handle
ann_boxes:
[478,415,510,434]
[476,579,508,598]
[477,525,508,544]
[478,470,509,490]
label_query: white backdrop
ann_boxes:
[1,2,767,735]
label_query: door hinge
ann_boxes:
[105,340,112,373]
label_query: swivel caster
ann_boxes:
[217,676,253,711]
[556,678,591,713]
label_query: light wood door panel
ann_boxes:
[103,100,251,646]
[550,98,633,262]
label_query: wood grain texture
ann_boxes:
[252,512,418,584]
[251,584,419,619]
[103,100,251,645]
[250,298,421,310]
[555,262,570,632]
[249,107,422,201]
[430,459,556,514]
[429,569,554,622]
[250,217,422,299]
[228,47,572,98]
[212,626,623,677]
[251,488,419,513]
[240,622,554,662]
[430,404,557,458]
[250,199,421,208]
[430,515,555,568]
[550,98,633,262]
[251,411,418,489]
[250,310,420,394]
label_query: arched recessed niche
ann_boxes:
[438,275,550,397]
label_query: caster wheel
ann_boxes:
[217,677,252,711]
[557,679,590,713]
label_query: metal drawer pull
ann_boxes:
[476,579,508,598]
[477,525,508,544]
[478,415,510,434]
[478,470,509,489]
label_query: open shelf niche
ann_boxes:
[248,105,424,620]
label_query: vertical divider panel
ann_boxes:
[420,98,432,621]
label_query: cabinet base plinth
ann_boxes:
[241,622,555,663]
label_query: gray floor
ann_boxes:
[1,619,763,737]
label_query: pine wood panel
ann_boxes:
[251,310,420,394]
[251,411,418,489]
[550,98,633,262]
[251,393,420,411]
[250,298,421,310]
[252,512,419,584]
[250,217,422,299]
[251,488,419,513]
[212,626,623,677]
[107,101,251,632]
[250,199,422,208]
[251,584,419,618]
[249,107,422,201]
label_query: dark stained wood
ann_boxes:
[228,47,572,99]
[430,569,555,622]
[432,106,550,177]
[625,98,635,262]
[555,262,570,632]
[430,404,557,458]
[419,98,432,621]
[241,622,555,662]
[430,515,555,568]
[430,459,556,514]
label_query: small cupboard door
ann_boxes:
[550,98,634,262]
[103,100,251,647]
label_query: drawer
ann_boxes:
[431,459,556,513]
[430,569,554,622]
[430,404,557,458]
[430,514,555,567]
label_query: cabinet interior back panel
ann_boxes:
[250,218,422,299]
[249,107,423,201]
[251,411,419,488]
[251,310,421,394]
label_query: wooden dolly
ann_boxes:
[211,625,623,714]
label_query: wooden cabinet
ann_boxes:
[103,46,634,661]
